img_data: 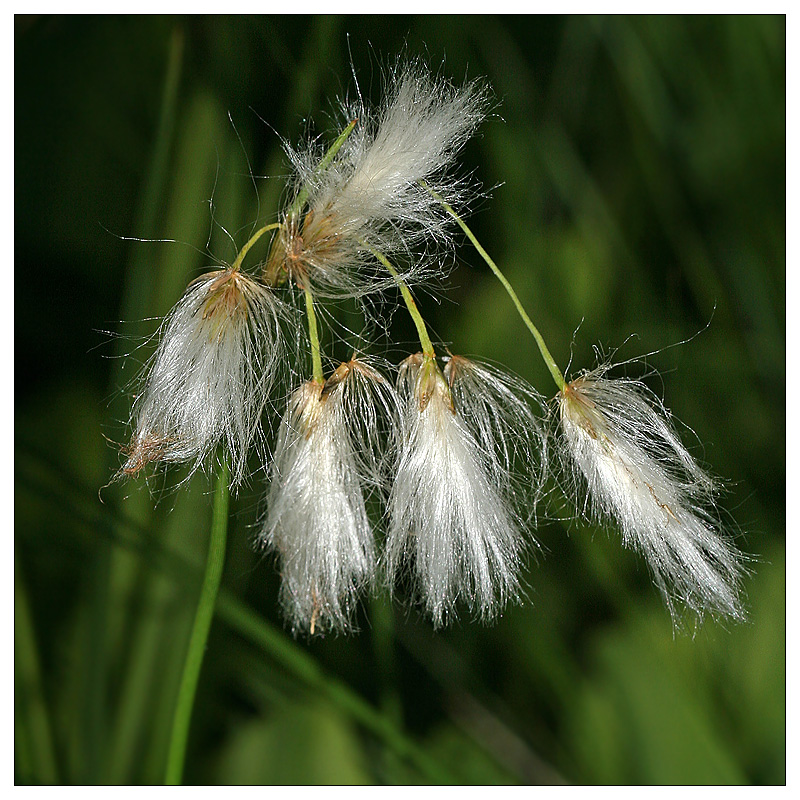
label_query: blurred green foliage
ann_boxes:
[15,15,784,785]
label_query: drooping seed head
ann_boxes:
[262,358,397,635]
[387,353,535,627]
[267,59,490,299]
[557,368,747,627]
[120,268,285,488]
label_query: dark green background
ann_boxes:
[16,15,785,785]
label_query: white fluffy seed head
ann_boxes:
[262,359,395,635]
[387,354,531,627]
[121,268,285,488]
[266,60,490,298]
[557,367,747,626]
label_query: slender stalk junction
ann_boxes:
[288,119,361,384]
[422,182,566,392]
[165,459,230,785]
[368,244,436,359]
[304,286,325,384]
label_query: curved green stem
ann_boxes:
[368,246,436,359]
[288,118,359,220]
[164,459,230,785]
[304,287,325,384]
[422,182,566,392]
[230,222,281,272]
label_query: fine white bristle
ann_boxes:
[269,60,490,298]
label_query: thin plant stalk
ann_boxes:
[164,458,230,785]
[288,117,358,219]
[230,222,281,272]
[304,286,325,384]
[422,181,566,392]
[369,245,436,358]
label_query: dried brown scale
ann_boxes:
[201,271,250,327]
[321,362,352,398]
[560,381,601,441]
[402,353,454,413]
[444,355,467,390]
[265,209,345,291]
[309,588,320,636]
[121,433,177,476]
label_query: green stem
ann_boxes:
[368,246,436,358]
[164,459,230,785]
[101,26,185,783]
[288,117,358,220]
[230,222,281,272]
[423,182,566,392]
[304,286,325,383]
[15,553,60,785]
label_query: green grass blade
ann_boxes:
[14,554,60,785]
[165,460,230,785]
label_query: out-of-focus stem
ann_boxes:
[164,459,229,785]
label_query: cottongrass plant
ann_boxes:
[557,367,746,625]
[117,59,751,633]
[386,353,542,627]
[110,55,756,786]
[113,58,753,782]
[121,266,285,488]
[262,358,398,634]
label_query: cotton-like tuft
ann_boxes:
[262,360,396,634]
[387,354,532,627]
[121,268,284,487]
[266,60,489,297]
[557,367,747,626]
